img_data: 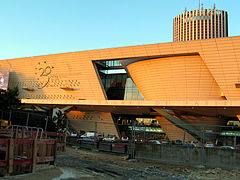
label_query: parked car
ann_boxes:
[148,140,161,144]
[171,140,182,145]
[232,145,240,150]
[219,146,235,150]
[205,142,215,148]
[103,136,118,142]
[70,131,78,137]
[175,140,183,145]
[191,141,200,147]
[121,136,129,142]
[80,131,98,138]
[134,138,143,143]
[161,140,170,145]
[97,134,104,141]
[78,136,99,143]
[191,141,198,144]
[183,143,197,147]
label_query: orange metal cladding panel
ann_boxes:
[199,37,240,100]
[156,116,196,142]
[127,55,222,101]
[67,111,119,137]
[0,36,240,103]
[0,52,106,101]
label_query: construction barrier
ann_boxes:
[70,138,128,154]
[0,138,56,176]
[0,128,66,152]
[45,132,66,152]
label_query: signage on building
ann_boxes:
[0,71,9,91]
[205,129,213,133]
[184,15,211,22]
[128,126,164,133]
[220,131,240,137]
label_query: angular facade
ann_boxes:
[0,36,240,140]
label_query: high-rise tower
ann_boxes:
[173,5,228,42]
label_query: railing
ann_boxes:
[45,132,66,152]
[0,129,66,152]
[0,138,56,176]
[0,110,53,132]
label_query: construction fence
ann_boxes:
[0,126,66,177]
[0,138,56,176]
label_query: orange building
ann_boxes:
[0,36,240,141]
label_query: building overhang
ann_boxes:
[21,99,240,117]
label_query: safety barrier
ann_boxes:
[135,143,240,169]
[0,128,66,152]
[70,138,128,154]
[45,132,66,152]
[0,138,56,176]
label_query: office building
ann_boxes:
[173,7,228,42]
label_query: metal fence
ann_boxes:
[0,110,55,132]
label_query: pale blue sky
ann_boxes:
[0,0,239,60]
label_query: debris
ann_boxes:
[122,155,129,160]
[183,168,191,173]
[128,159,138,162]
[194,165,205,169]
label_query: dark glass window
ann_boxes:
[94,60,144,100]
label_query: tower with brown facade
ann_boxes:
[173,6,228,42]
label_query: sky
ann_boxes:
[0,0,239,60]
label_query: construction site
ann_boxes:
[0,123,66,177]
[1,2,240,178]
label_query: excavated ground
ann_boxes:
[2,146,240,180]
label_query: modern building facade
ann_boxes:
[173,8,228,42]
[0,36,240,141]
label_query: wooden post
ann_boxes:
[42,141,46,159]
[31,140,37,172]
[7,139,14,175]
[27,143,32,172]
[50,140,56,165]
[27,144,31,158]
[63,133,67,152]
[43,132,48,139]
[38,140,43,158]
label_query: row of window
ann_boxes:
[176,9,226,19]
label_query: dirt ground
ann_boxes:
[2,146,240,180]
